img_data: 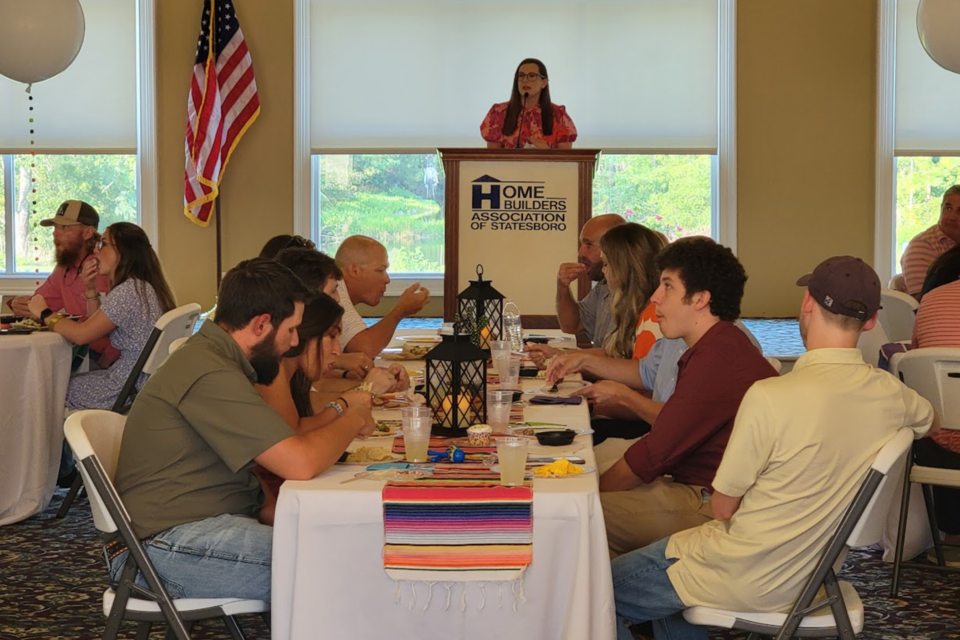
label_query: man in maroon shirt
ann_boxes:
[599,237,778,555]
[7,200,116,366]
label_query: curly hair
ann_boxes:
[656,237,746,322]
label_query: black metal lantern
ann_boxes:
[424,327,488,436]
[456,264,505,351]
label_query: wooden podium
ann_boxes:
[438,148,601,324]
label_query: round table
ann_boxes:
[0,332,72,525]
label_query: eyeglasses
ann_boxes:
[95,238,112,251]
[517,72,545,82]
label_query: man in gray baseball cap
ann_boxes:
[7,200,117,365]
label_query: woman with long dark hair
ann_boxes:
[480,58,577,149]
[254,293,408,524]
[28,221,177,410]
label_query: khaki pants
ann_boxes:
[601,477,714,557]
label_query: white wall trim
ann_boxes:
[717,0,737,251]
[293,0,313,239]
[136,0,158,248]
[875,0,897,283]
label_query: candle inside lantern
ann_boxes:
[479,326,491,350]
[441,394,472,418]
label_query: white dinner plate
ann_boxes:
[395,335,442,344]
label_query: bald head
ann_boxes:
[336,235,391,306]
[579,214,626,280]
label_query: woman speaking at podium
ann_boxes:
[480,58,578,149]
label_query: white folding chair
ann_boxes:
[683,428,915,640]
[765,356,782,374]
[855,321,889,368]
[65,410,269,640]
[58,303,201,518]
[890,348,960,596]
[878,289,919,343]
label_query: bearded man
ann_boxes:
[6,200,117,365]
[111,258,376,602]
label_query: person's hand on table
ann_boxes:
[545,351,588,384]
[382,363,410,392]
[557,262,585,287]
[395,283,431,317]
[571,380,630,407]
[27,295,49,321]
[362,367,399,396]
[9,295,31,317]
[340,390,377,438]
[525,343,561,369]
[331,352,374,380]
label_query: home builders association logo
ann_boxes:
[469,174,568,231]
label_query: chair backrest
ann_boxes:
[896,347,960,431]
[879,288,919,343]
[110,303,201,414]
[856,321,889,367]
[63,410,128,534]
[846,427,915,547]
[168,336,189,355]
[764,356,782,374]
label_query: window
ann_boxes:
[316,154,445,275]
[877,0,960,279]
[1,154,137,275]
[0,0,150,288]
[593,155,713,241]
[298,0,733,278]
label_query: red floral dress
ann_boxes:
[480,101,578,149]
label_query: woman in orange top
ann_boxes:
[480,58,577,149]
[599,223,667,360]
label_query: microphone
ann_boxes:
[514,92,529,149]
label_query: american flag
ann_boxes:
[183,0,260,226]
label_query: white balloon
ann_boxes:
[0,0,86,86]
[917,0,960,74]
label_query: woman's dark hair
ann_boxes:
[287,293,344,418]
[502,58,553,137]
[259,234,316,259]
[275,247,343,292]
[921,242,960,298]
[656,237,746,322]
[107,222,177,313]
[216,258,311,331]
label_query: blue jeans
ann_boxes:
[109,513,273,601]
[611,537,707,640]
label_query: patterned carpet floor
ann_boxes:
[1,488,958,639]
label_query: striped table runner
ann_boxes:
[383,466,533,589]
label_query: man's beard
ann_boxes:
[55,236,85,268]
[249,328,282,385]
[583,259,604,281]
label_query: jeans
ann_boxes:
[109,513,273,601]
[611,537,707,640]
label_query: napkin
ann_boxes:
[530,395,583,405]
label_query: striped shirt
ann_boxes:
[900,224,956,297]
[910,278,960,453]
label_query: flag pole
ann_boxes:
[216,198,223,289]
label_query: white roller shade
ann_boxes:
[0,0,137,153]
[310,0,719,152]
[895,0,960,155]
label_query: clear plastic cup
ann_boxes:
[495,437,529,486]
[401,406,432,463]
[486,388,514,428]
[498,354,521,390]
[490,340,511,362]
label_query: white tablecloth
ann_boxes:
[0,332,72,525]
[272,330,616,640]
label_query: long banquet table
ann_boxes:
[0,331,72,525]
[272,330,616,640]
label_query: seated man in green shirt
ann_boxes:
[109,258,378,602]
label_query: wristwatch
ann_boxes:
[39,309,54,326]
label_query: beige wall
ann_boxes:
[737,0,877,316]
[156,0,879,318]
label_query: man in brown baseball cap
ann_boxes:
[7,200,117,366]
[796,255,881,325]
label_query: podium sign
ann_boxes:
[439,149,599,322]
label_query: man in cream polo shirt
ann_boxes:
[610,256,939,640]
